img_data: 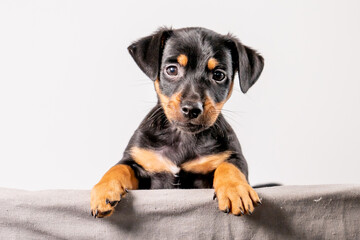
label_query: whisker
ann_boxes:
[147,106,163,122]
[222,113,241,126]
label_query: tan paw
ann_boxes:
[90,164,138,218]
[215,182,261,216]
[90,180,128,218]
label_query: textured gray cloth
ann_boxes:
[0,185,359,240]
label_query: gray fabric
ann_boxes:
[0,185,359,240]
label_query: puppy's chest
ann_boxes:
[130,143,232,176]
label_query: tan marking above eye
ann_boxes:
[181,151,232,174]
[177,54,188,67]
[207,57,218,70]
[130,147,180,174]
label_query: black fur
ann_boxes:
[120,27,264,189]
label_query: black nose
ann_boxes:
[181,102,203,119]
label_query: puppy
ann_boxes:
[91,27,264,218]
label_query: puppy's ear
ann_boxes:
[128,28,172,81]
[228,38,264,93]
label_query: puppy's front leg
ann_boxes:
[214,162,261,216]
[90,164,138,218]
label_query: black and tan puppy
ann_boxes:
[91,27,264,218]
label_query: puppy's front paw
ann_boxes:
[215,183,261,216]
[90,164,138,218]
[90,180,128,218]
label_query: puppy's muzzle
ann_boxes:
[181,101,203,119]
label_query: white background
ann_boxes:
[1,0,359,190]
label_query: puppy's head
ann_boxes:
[128,27,264,133]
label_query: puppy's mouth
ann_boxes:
[173,121,207,134]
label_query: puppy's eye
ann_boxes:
[166,65,178,76]
[212,70,226,82]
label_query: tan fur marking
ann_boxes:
[203,95,225,126]
[98,164,138,189]
[181,151,232,174]
[130,147,179,174]
[207,58,218,70]
[213,162,261,215]
[177,54,188,67]
[214,162,248,188]
[202,80,233,126]
[154,79,182,122]
[90,164,138,217]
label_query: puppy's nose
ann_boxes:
[181,101,203,119]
